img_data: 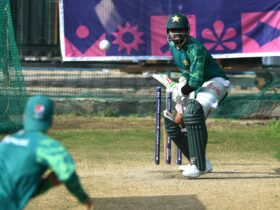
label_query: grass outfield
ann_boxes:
[1,116,279,160]
[49,116,280,164]
[1,116,280,210]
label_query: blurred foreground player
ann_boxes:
[0,95,93,209]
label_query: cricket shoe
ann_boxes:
[204,159,213,173]
[178,164,191,171]
[182,165,202,178]
[179,159,212,173]
[182,160,213,178]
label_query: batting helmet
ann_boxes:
[166,13,190,48]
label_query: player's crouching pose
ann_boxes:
[0,95,93,210]
[164,13,231,178]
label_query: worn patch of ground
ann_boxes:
[27,154,280,210]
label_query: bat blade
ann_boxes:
[152,74,176,88]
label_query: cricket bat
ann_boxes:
[152,74,176,88]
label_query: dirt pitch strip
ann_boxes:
[25,117,280,210]
[27,155,280,210]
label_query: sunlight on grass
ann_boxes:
[1,117,279,163]
[47,117,280,164]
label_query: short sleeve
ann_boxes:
[36,138,76,181]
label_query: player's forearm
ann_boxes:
[181,83,195,95]
[64,172,89,204]
[32,172,61,198]
[32,178,52,198]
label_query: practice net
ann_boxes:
[0,0,26,132]
[4,0,280,121]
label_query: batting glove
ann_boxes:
[167,83,188,105]
[163,109,175,122]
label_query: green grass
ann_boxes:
[50,128,155,165]
[47,117,280,166]
[1,117,280,163]
[207,119,280,160]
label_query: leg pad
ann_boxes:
[183,99,208,171]
[164,117,190,160]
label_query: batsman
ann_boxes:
[160,13,231,178]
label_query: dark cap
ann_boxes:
[166,13,189,30]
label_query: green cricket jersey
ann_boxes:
[169,37,228,89]
[0,130,87,210]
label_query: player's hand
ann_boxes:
[86,197,94,210]
[174,104,185,126]
[175,112,184,125]
[167,83,188,105]
[47,171,61,187]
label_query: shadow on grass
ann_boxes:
[273,168,280,174]
[197,171,280,180]
[59,192,205,210]
[150,169,280,180]
[91,195,205,210]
